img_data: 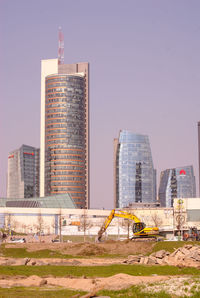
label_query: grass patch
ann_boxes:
[0,264,200,277]
[149,241,200,254]
[192,291,200,298]
[0,287,86,297]
[0,245,122,259]
[98,285,171,298]
[0,245,82,259]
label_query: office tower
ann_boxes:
[158,165,196,207]
[198,121,200,196]
[40,30,89,209]
[114,130,156,208]
[7,145,40,198]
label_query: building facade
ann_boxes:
[198,121,200,196]
[7,145,40,198]
[159,166,196,207]
[40,60,89,209]
[0,202,174,239]
[114,130,156,208]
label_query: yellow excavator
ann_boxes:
[97,209,159,241]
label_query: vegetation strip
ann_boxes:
[0,247,80,259]
[0,264,199,277]
[150,241,200,254]
[1,284,200,298]
[0,287,86,298]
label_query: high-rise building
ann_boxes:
[158,165,196,207]
[198,121,200,196]
[114,130,156,208]
[7,145,40,198]
[40,31,89,208]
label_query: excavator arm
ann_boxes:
[97,209,159,241]
[97,209,116,241]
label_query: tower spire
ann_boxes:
[58,27,64,64]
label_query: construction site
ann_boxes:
[0,198,200,297]
[0,239,200,297]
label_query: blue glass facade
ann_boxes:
[115,130,156,208]
[159,166,196,207]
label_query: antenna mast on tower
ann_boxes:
[58,27,64,64]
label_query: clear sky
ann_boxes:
[1,0,200,209]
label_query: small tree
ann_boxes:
[151,213,163,228]
[51,212,63,241]
[51,217,57,235]
[12,220,18,233]
[58,208,63,242]
[36,211,44,241]
[79,209,93,242]
[6,213,14,235]
[122,218,132,239]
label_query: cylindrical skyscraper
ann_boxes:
[45,74,86,208]
[40,59,89,208]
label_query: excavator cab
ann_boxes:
[132,222,146,233]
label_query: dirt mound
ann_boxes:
[76,243,107,256]
[0,274,170,291]
[99,240,154,255]
[0,275,47,288]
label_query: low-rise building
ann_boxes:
[0,197,199,240]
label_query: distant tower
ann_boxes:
[114,130,156,208]
[58,27,64,65]
[158,166,196,207]
[7,145,40,198]
[40,29,90,208]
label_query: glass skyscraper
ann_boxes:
[40,60,89,209]
[114,130,156,208]
[158,165,196,207]
[45,74,86,208]
[7,145,40,198]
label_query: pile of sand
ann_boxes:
[75,243,107,256]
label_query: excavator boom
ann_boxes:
[97,209,159,241]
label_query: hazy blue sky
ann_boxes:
[1,0,200,208]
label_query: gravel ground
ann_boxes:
[143,276,200,297]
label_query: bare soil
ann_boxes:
[0,256,124,266]
[5,240,154,256]
[2,242,200,296]
[0,274,170,291]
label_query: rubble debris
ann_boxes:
[24,258,31,265]
[123,245,200,267]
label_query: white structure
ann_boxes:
[1,198,199,239]
[174,198,200,231]
[0,206,173,238]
